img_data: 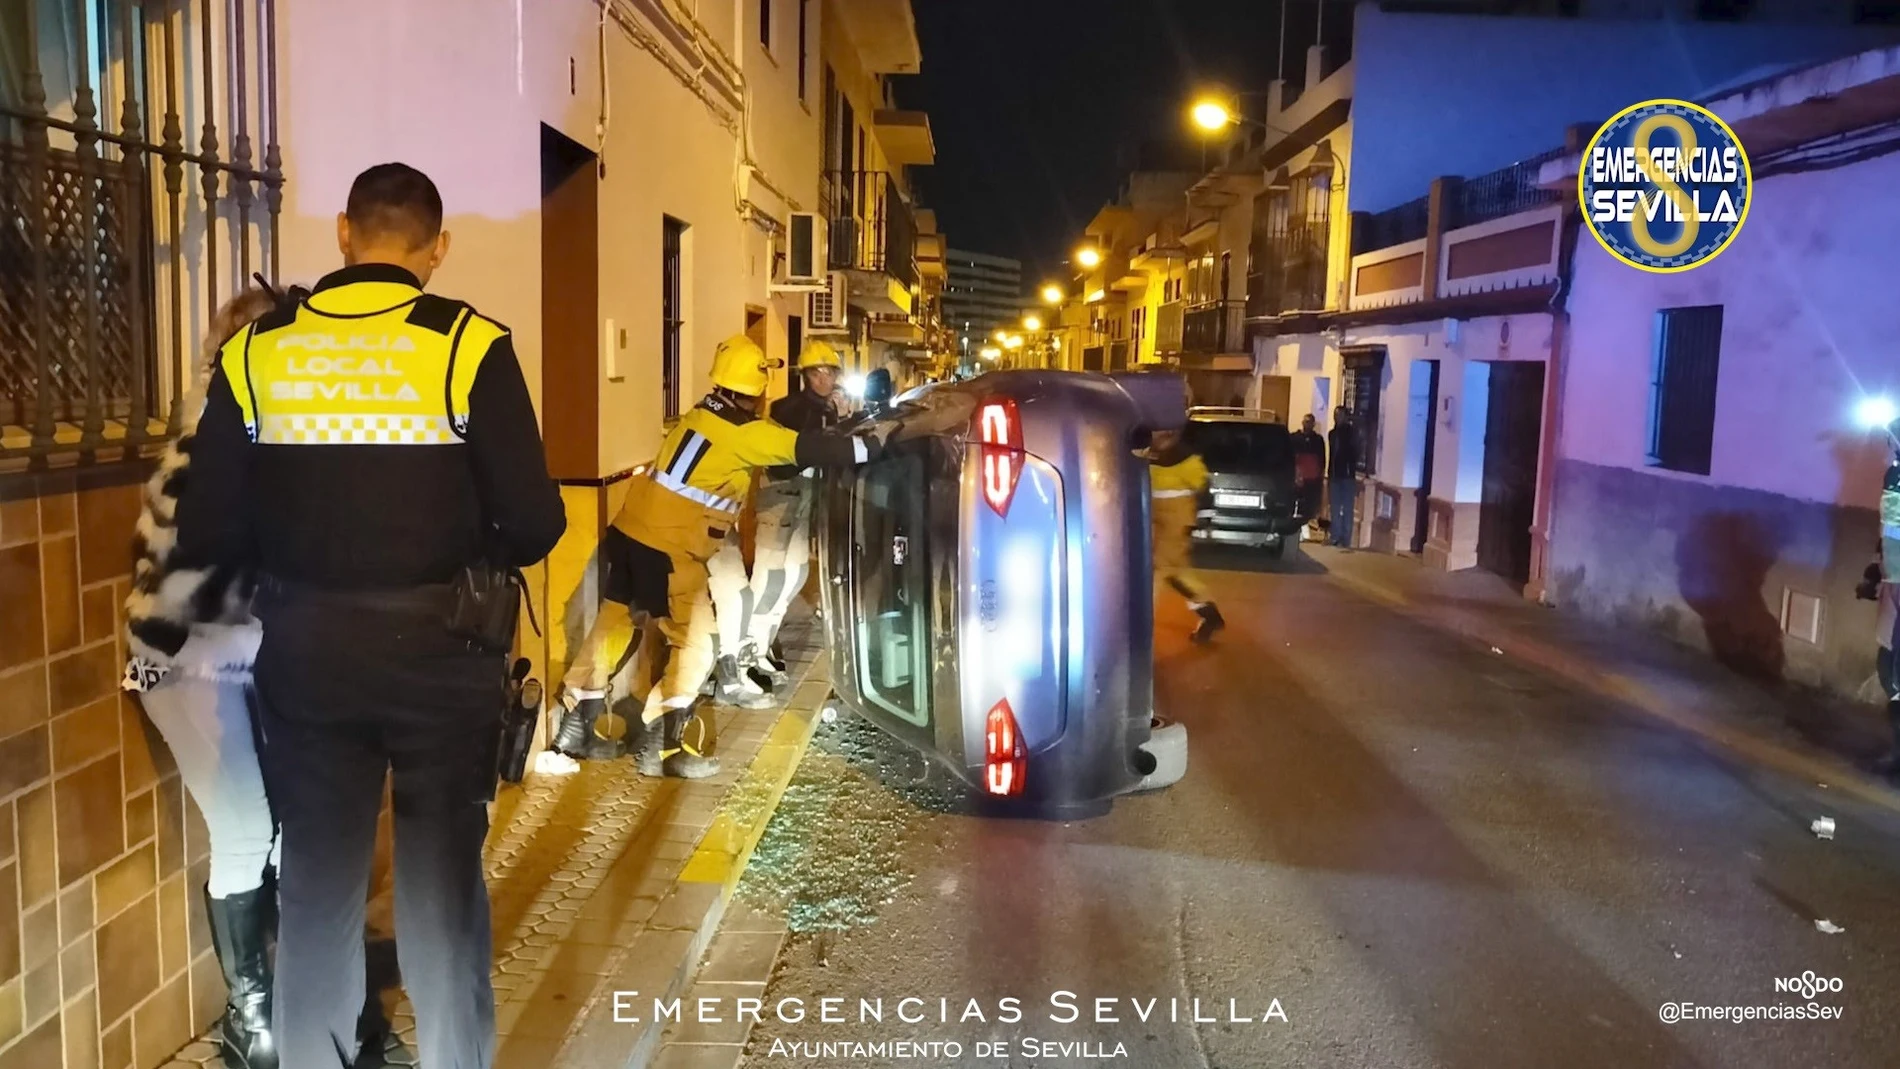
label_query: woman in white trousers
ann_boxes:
[123,288,283,1069]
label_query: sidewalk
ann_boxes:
[1308,546,1900,814]
[158,609,832,1069]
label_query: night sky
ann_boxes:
[901,0,1356,289]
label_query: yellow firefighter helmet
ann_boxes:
[709,335,778,397]
[798,339,843,369]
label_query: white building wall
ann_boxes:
[1549,146,1900,696]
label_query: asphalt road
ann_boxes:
[731,551,1900,1069]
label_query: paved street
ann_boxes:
[722,548,1900,1069]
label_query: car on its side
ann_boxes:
[1185,407,1304,558]
[814,369,1189,818]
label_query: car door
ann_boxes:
[844,441,937,753]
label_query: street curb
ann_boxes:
[1326,565,1900,815]
[554,650,831,1069]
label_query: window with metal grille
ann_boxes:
[1341,350,1384,476]
[1648,305,1723,475]
[662,216,687,421]
[797,0,809,100]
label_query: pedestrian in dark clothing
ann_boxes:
[1290,413,1326,527]
[172,162,566,1069]
[1327,407,1361,548]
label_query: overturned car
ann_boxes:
[814,369,1189,818]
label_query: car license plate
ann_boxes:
[1213,492,1262,509]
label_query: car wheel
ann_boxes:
[1132,716,1188,792]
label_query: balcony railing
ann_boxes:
[1248,174,1333,318]
[1154,299,1185,354]
[821,170,917,290]
[1353,194,1429,255]
[1182,300,1245,355]
[1448,148,1566,231]
[3,0,283,465]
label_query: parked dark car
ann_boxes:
[814,370,1190,818]
[1185,408,1304,558]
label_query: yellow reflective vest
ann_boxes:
[219,277,506,446]
[612,393,803,561]
[1150,451,1207,533]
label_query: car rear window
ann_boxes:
[851,450,931,727]
[1187,420,1291,474]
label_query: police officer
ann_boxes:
[554,336,879,775]
[172,163,566,1069]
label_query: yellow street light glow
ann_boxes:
[992,329,1008,342]
[1086,289,1106,303]
[1004,335,1024,349]
[1040,284,1064,305]
[1191,99,1233,132]
[1075,246,1102,269]
[1023,315,1043,331]
[979,346,1002,360]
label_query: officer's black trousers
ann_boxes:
[254,592,502,1069]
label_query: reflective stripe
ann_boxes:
[258,413,459,445]
[1153,489,1196,499]
[665,431,712,480]
[852,437,869,463]
[649,468,740,514]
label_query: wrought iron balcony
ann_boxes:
[1182,300,1246,355]
[821,170,918,292]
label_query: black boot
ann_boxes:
[662,708,721,779]
[631,713,666,777]
[205,885,278,1069]
[552,695,604,759]
[713,655,775,710]
[1190,602,1225,644]
[742,641,789,691]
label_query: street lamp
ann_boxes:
[1023,315,1043,332]
[1040,283,1064,305]
[1191,99,1233,132]
[1075,246,1102,269]
[1004,334,1024,350]
[979,346,1002,361]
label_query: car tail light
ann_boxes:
[977,397,1023,517]
[984,698,1028,796]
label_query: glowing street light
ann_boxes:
[1040,284,1064,305]
[1004,334,1024,350]
[1191,98,1234,131]
[1075,246,1102,269]
[979,346,1002,360]
[1023,315,1043,331]
[992,329,1008,343]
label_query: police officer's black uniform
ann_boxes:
[174,262,565,1068]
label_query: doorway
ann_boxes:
[1407,360,1440,554]
[1477,361,1545,586]
[540,124,599,481]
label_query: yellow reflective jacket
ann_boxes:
[612,393,802,561]
[1150,450,1207,535]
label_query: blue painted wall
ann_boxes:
[1347,5,1900,213]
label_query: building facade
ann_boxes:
[0,2,941,1066]
[1543,45,1900,698]
[943,248,1024,353]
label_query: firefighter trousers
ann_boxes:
[1152,499,1209,606]
[707,478,813,660]
[564,542,716,725]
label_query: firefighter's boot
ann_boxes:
[742,640,789,691]
[630,714,666,778]
[661,708,721,779]
[1189,601,1226,644]
[552,694,605,759]
[713,654,775,709]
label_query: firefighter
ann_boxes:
[170,163,567,1069]
[554,335,881,775]
[1149,427,1225,643]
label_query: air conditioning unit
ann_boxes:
[770,212,828,291]
[809,272,848,332]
